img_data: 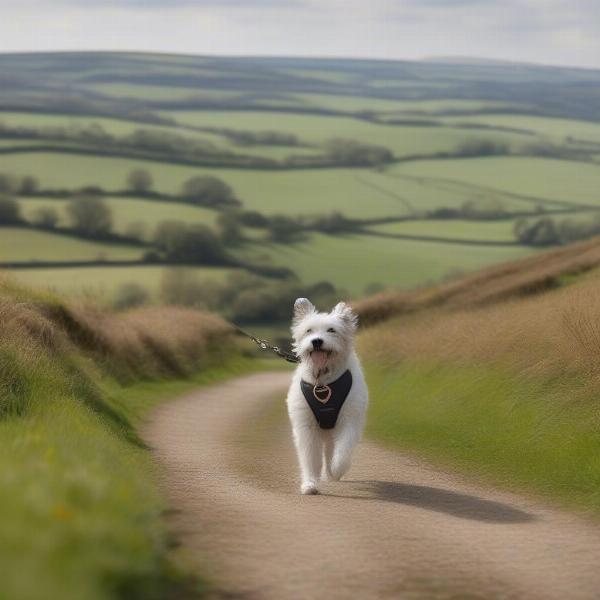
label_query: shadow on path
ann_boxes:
[326,480,536,524]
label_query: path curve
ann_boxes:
[143,372,600,600]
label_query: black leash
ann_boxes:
[233,325,300,364]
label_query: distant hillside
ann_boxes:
[1,51,599,314]
[355,234,600,325]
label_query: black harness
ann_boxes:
[300,370,353,429]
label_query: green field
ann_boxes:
[236,232,532,295]
[1,52,599,309]
[395,157,600,207]
[367,218,518,242]
[0,152,413,217]
[161,109,531,156]
[442,113,600,144]
[0,228,144,262]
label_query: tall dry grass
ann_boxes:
[360,271,600,391]
[355,235,600,326]
[0,275,234,418]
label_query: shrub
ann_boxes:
[0,196,22,224]
[159,268,219,308]
[181,176,239,207]
[113,283,149,310]
[0,174,19,194]
[31,206,59,229]
[240,210,269,228]
[67,194,113,238]
[455,138,510,157]
[127,169,153,193]
[268,215,304,243]
[154,221,228,264]
[216,211,243,245]
[19,176,39,194]
[324,139,393,166]
[461,197,507,220]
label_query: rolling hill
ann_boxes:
[1,52,599,322]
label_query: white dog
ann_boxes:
[286,298,368,495]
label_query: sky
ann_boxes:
[0,0,598,69]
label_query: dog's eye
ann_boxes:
[306,329,312,334]
[327,328,336,333]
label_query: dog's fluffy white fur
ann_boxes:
[286,298,368,495]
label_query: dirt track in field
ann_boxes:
[143,371,600,600]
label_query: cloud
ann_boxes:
[0,0,597,69]
[51,0,305,7]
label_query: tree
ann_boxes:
[217,211,243,245]
[154,221,228,264]
[181,176,238,207]
[268,215,303,243]
[0,196,21,224]
[31,206,59,229]
[67,194,113,238]
[325,139,393,166]
[127,169,153,193]
[19,176,39,195]
[154,220,187,254]
[0,174,18,194]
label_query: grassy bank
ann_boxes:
[365,363,600,512]
[0,278,263,600]
[359,266,600,515]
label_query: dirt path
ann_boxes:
[143,372,600,600]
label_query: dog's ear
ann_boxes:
[333,302,358,331]
[293,297,315,322]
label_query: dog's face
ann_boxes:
[291,298,357,374]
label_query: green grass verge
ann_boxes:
[365,361,600,514]
[0,351,272,600]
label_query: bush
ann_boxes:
[67,194,113,238]
[0,174,19,194]
[113,283,149,310]
[181,176,239,207]
[240,210,269,228]
[268,215,304,243]
[456,139,510,157]
[127,169,153,193]
[461,197,507,220]
[515,214,600,247]
[159,268,219,308]
[19,176,39,194]
[31,206,59,229]
[0,196,21,224]
[514,218,561,246]
[154,221,228,264]
[324,139,394,166]
[216,211,244,245]
[309,211,356,233]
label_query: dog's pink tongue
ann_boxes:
[311,350,328,370]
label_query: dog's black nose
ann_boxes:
[312,338,323,349]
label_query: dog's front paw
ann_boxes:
[301,482,319,495]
